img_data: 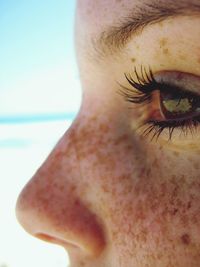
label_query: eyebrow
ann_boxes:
[93,0,200,57]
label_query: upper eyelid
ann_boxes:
[154,71,200,95]
[125,67,200,97]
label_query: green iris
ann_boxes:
[162,98,192,114]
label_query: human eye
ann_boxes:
[118,66,200,142]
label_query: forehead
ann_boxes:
[77,0,137,13]
[76,0,198,42]
[76,0,138,31]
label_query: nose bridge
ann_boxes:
[34,123,80,189]
[16,121,106,257]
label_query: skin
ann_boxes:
[16,1,200,266]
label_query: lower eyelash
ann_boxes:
[140,118,200,142]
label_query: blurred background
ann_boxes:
[0,1,81,267]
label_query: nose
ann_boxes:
[15,122,105,257]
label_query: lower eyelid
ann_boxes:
[133,96,200,143]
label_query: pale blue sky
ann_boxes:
[0,0,80,119]
[1,2,79,267]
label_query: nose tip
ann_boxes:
[15,131,106,257]
[16,177,106,257]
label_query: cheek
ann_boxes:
[51,99,200,265]
[104,149,200,263]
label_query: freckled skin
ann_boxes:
[179,54,187,61]
[16,1,200,267]
[159,37,168,48]
[163,48,169,55]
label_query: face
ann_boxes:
[16,1,200,266]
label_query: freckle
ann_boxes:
[80,260,86,266]
[171,208,178,215]
[159,37,168,48]
[173,151,180,157]
[152,159,159,168]
[114,134,129,146]
[70,184,77,193]
[131,57,136,63]
[99,123,109,133]
[179,54,187,61]
[163,48,169,55]
[192,161,199,170]
[197,58,200,64]
[181,233,190,245]
[187,201,192,209]
[126,145,133,151]
[90,115,97,122]
[101,184,110,193]
[58,184,65,192]
[86,6,93,15]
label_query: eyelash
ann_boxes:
[118,66,200,142]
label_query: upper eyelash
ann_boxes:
[125,65,156,92]
[117,66,156,104]
[118,66,197,104]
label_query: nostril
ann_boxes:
[36,233,80,250]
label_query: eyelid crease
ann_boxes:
[124,67,200,99]
[154,71,200,95]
